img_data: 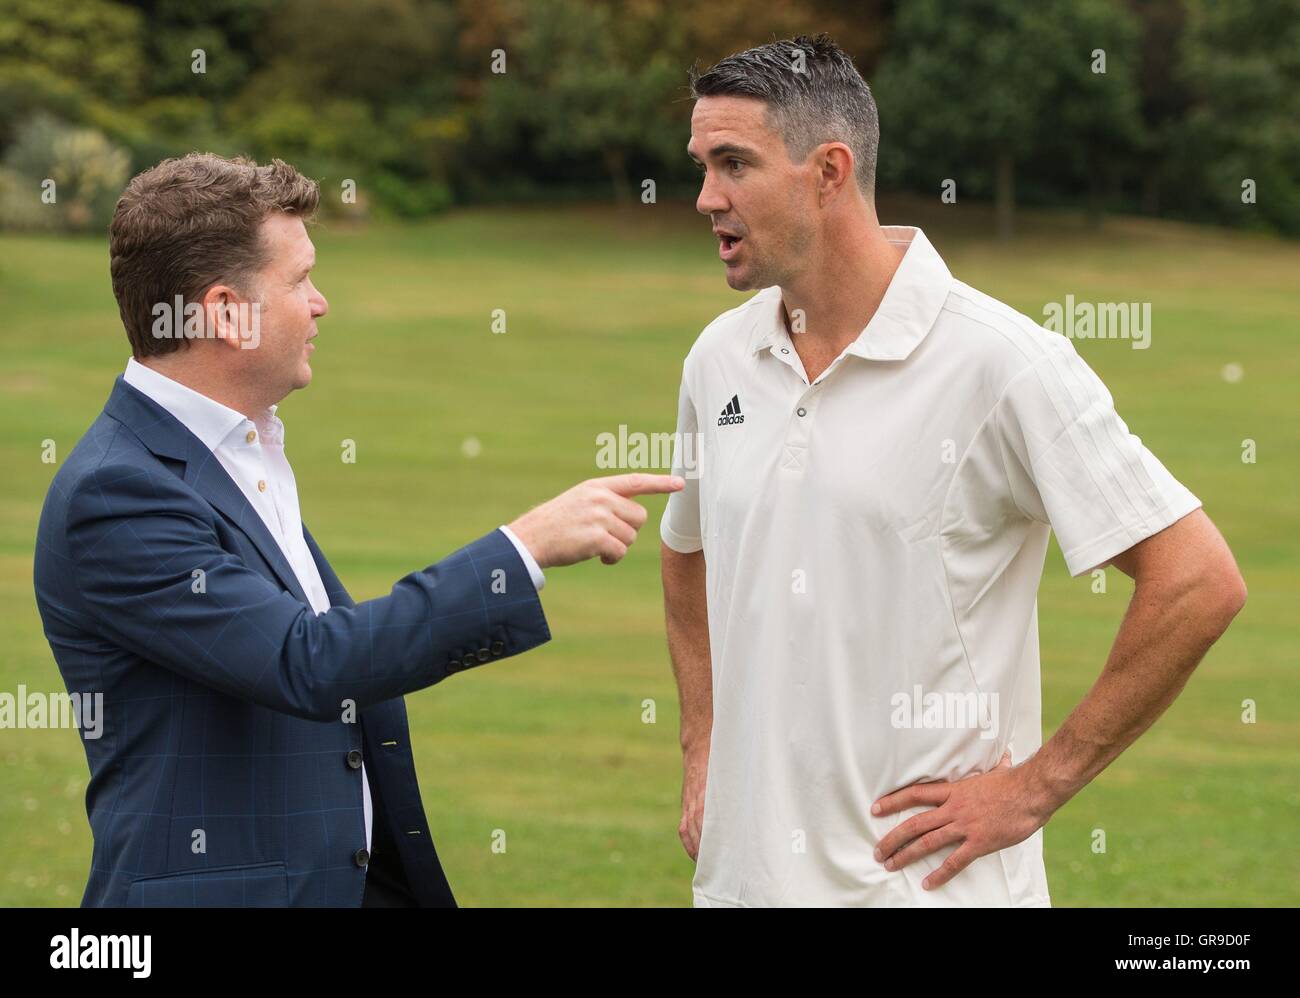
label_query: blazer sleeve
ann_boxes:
[65,462,551,721]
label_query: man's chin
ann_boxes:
[724,265,756,291]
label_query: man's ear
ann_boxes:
[203,284,253,351]
[815,142,856,205]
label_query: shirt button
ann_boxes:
[345,749,363,770]
[353,848,370,868]
[780,347,790,354]
[246,430,256,444]
[796,407,807,417]
[257,480,267,492]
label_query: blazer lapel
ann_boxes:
[302,524,355,609]
[105,376,313,607]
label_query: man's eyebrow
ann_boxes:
[708,143,759,160]
[686,142,760,164]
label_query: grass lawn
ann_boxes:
[0,196,1295,905]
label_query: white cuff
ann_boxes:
[497,525,545,591]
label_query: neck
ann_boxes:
[138,355,270,420]
[779,209,905,350]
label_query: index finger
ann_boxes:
[596,473,685,497]
[871,780,949,817]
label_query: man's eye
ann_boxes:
[727,159,744,174]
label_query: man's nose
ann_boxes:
[312,288,328,318]
[696,172,728,216]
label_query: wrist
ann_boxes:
[507,517,548,570]
[1017,755,1071,822]
[680,727,712,762]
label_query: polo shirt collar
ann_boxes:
[749,225,953,362]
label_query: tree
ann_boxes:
[475,0,680,201]
[874,0,1142,238]
[1176,0,1300,234]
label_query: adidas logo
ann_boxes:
[718,394,745,426]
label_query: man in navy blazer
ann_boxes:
[33,153,681,907]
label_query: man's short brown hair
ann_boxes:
[109,153,319,358]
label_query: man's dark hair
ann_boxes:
[109,153,319,358]
[689,33,879,197]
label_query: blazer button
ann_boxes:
[354,848,370,867]
[476,647,490,662]
[447,658,460,673]
[490,640,504,656]
[346,749,363,770]
[461,654,476,670]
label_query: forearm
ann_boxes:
[1021,568,1244,818]
[661,543,713,755]
[69,464,549,721]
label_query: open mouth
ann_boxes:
[718,233,743,261]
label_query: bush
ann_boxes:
[368,170,453,219]
[1,112,129,231]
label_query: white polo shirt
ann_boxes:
[660,225,1202,907]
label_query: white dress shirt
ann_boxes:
[122,358,544,864]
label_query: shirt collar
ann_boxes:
[122,357,281,452]
[749,225,953,362]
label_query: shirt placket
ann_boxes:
[766,341,847,478]
[762,346,818,478]
[241,423,286,538]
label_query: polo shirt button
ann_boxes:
[490,640,504,656]
[461,654,476,670]
[354,848,369,867]
[780,347,790,354]
[257,480,267,492]
[346,749,362,770]
[476,647,491,662]
[245,430,256,444]
[796,407,807,417]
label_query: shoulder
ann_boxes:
[42,411,124,512]
[934,279,1091,393]
[49,412,203,523]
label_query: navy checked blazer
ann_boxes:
[33,376,551,906]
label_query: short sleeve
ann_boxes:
[993,336,1202,577]
[660,364,703,554]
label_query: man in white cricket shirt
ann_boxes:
[660,34,1247,907]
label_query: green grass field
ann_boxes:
[1,198,1296,906]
